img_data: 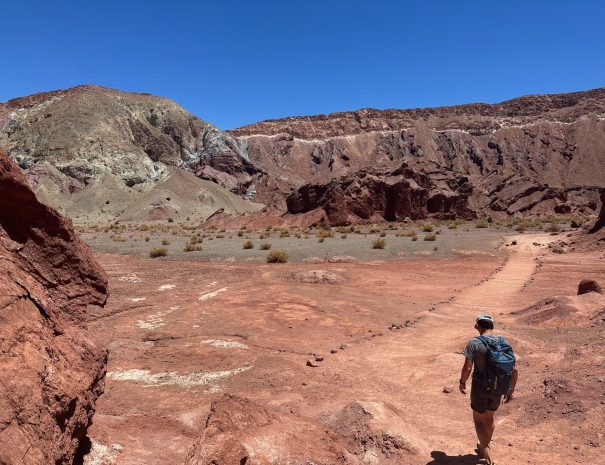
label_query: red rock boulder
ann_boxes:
[0,149,108,464]
[578,279,602,295]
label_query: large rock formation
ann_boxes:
[0,149,108,464]
[0,85,256,194]
[286,162,473,225]
[2,85,605,225]
[234,88,605,219]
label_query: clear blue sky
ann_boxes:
[3,1,604,129]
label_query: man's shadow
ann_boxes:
[426,450,483,465]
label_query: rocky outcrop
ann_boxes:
[185,395,421,465]
[0,149,108,464]
[589,189,605,234]
[234,88,605,217]
[286,163,474,225]
[0,85,256,194]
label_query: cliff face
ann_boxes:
[2,86,604,225]
[0,149,108,464]
[286,163,473,225]
[0,85,256,194]
[234,88,605,219]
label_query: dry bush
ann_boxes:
[475,219,489,229]
[260,242,272,250]
[243,240,254,249]
[545,222,560,233]
[424,233,437,241]
[372,238,386,249]
[379,231,386,237]
[184,243,202,252]
[266,250,288,263]
[161,239,170,245]
[421,224,434,232]
[149,247,168,258]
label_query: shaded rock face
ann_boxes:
[286,163,474,225]
[589,189,605,234]
[0,149,108,464]
[0,85,256,193]
[234,88,605,218]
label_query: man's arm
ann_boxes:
[504,367,518,402]
[459,357,473,394]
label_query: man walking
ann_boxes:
[459,314,518,465]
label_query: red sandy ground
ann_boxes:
[85,234,605,464]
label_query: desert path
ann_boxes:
[319,234,559,464]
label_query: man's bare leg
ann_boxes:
[473,410,495,464]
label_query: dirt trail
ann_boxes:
[322,234,557,464]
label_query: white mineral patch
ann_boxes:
[118,274,141,283]
[106,366,252,388]
[199,287,228,301]
[84,440,123,465]
[136,311,168,329]
[136,306,178,329]
[158,284,176,291]
[130,297,146,302]
[202,339,249,349]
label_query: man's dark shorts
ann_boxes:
[471,383,502,413]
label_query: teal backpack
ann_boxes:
[475,335,516,395]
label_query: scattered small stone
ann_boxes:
[443,386,452,394]
[340,344,347,350]
[315,356,324,362]
[330,349,338,354]
[306,360,319,368]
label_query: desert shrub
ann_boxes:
[421,224,434,232]
[243,240,254,249]
[475,219,489,228]
[145,236,150,242]
[318,237,325,243]
[424,233,437,241]
[167,218,174,223]
[161,239,170,245]
[184,243,202,252]
[401,230,416,237]
[316,228,333,239]
[280,230,290,237]
[411,235,418,241]
[372,238,386,249]
[259,234,266,239]
[448,223,458,229]
[190,235,201,244]
[149,247,168,258]
[237,230,244,237]
[266,250,288,263]
[379,231,386,237]
[545,222,560,233]
[369,226,381,234]
[341,234,347,239]
[260,242,272,250]
[111,235,126,242]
